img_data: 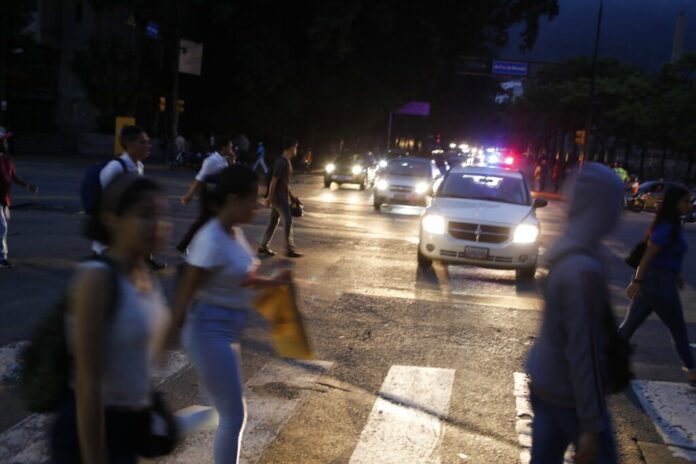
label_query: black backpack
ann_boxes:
[19,257,119,413]
[549,250,632,394]
[79,158,127,215]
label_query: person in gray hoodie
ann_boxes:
[526,162,624,464]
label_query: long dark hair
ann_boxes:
[650,184,690,242]
[204,165,258,211]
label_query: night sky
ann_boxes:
[504,0,696,71]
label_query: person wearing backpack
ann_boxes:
[620,185,696,385]
[0,142,38,268]
[526,162,625,464]
[172,165,290,464]
[88,125,166,271]
[51,175,173,463]
[176,135,236,254]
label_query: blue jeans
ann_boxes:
[0,205,8,260]
[530,391,617,464]
[618,267,695,370]
[182,302,247,464]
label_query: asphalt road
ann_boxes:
[1,157,696,463]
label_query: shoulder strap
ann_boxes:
[114,157,128,174]
[86,255,120,321]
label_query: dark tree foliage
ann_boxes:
[76,0,558,150]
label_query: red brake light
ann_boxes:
[504,156,514,166]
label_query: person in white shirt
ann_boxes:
[92,126,166,271]
[176,136,236,253]
[172,165,289,464]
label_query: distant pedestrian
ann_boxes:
[0,143,38,268]
[172,165,290,464]
[51,175,174,463]
[620,185,696,385]
[177,136,236,254]
[527,162,624,464]
[539,158,548,191]
[258,138,302,258]
[551,161,561,193]
[175,133,187,155]
[534,162,542,192]
[252,142,268,175]
[91,125,166,271]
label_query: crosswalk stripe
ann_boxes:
[0,341,29,384]
[0,350,190,464]
[513,372,573,464]
[349,365,455,464]
[158,359,334,464]
[631,379,696,461]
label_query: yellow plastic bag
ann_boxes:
[252,281,314,360]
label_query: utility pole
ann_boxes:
[169,0,182,162]
[584,0,604,163]
[386,111,393,151]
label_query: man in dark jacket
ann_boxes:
[526,162,624,464]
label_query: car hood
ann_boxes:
[429,197,533,226]
[381,175,431,187]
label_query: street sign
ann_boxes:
[395,101,430,117]
[115,116,136,155]
[492,60,528,77]
[146,21,160,39]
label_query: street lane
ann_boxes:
[2,159,696,463]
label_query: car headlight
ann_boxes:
[513,224,539,243]
[352,165,363,175]
[422,215,446,235]
[376,179,389,191]
[326,163,335,173]
[415,182,428,194]
[379,160,388,168]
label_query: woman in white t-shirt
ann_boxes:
[172,165,288,464]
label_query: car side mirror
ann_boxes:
[533,198,548,209]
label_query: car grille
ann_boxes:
[447,222,510,244]
[389,185,413,193]
[439,250,513,263]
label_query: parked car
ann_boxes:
[625,180,684,212]
[418,165,546,280]
[324,153,378,190]
[373,158,442,209]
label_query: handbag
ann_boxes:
[625,240,647,269]
[290,198,304,217]
[135,392,180,458]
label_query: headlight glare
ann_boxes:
[326,163,335,173]
[352,165,362,175]
[379,160,388,168]
[415,182,428,194]
[422,215,446,235]
[513,224,539,243]
[376,179,389,191]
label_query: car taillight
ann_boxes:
[504,156,514,166]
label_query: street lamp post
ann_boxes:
[584,0,604,162]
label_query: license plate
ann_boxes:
[465,246,489,260]
[393,193,407,200]
[335,175,351,181]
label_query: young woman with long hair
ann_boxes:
[621,184,695,384]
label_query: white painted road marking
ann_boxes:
[513,372,573,464]
[349,365,455,464]
[632,379,696,462]
[0,350,190,464]
[0,341,29,384]
[158,359,334,464]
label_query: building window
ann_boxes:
[75,1,84,22]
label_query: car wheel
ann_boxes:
[417,248,433,268]
[373,197,381,210]
[360,178,367,191]
[324,178,331,188]
[630,202,644,213]
[516,265,537,281]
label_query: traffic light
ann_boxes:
[177,99,185,113]
[575,130,586,145]
[158,97,166,112]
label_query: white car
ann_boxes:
[418,165,547,279]
[373,158,442,209]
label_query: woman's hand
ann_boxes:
[243,270,292,288]
[626,281,641,299]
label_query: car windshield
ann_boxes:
[438,173,529,205]
[335,154,365,165]
[385,160,430,177]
